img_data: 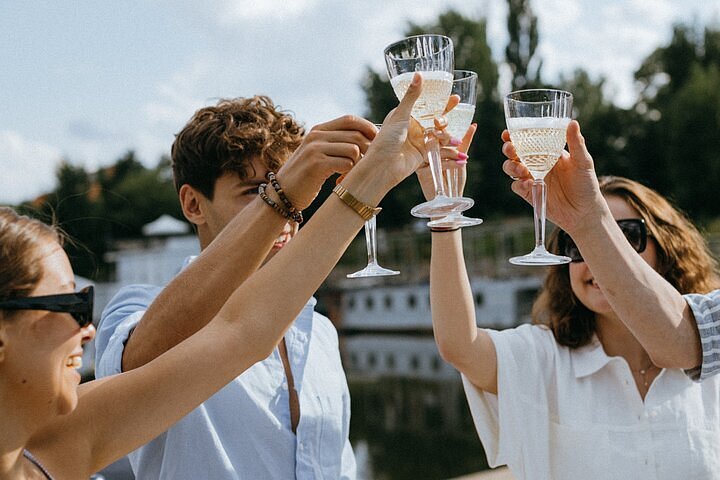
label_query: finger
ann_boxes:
[566,120,594,169]
[390,72,422,121]
[511,178,534,204]
[501,129,511,142]
[442,94,461,115]
[502,159,530,180]
[459,123,477,154]
[439,146,468,165]
[501,141,518,161]
[311,115,377,140]
[312,130,374,154]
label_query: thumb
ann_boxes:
[566,120,594,169]
[390,72,423,122]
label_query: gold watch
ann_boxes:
[332,184,382,221]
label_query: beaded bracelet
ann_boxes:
[266,172,303,224]
[258,183,298,223]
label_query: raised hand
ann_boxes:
[501,120,606,234]
[276,115,377,211]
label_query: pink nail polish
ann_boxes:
[457,152,468,161]
[455,160,468,165]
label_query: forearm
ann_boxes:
[430,231,479,364]
[574,210,702,369]
[122,196,289,371]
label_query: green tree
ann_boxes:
[505,0,541,90]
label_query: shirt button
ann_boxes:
[298,442,304,451]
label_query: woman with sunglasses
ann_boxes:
[428,121,720,479]
[0,73,439,480]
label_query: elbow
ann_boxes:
[435,337,466,370]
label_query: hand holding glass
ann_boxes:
[347,124,400,278]
[504,89,573,265]
[428,70,482,229]
[384,34,473,218]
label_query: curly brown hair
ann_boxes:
[0,207,63,320]
[171,96,305,200]
[532,176,720,348]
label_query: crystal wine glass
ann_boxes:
[347,125,400,278]
[504,89,573,265]
[428,70,482,229]
[384,34,473,218]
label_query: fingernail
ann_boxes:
[450,137,462,146]
[412,72,421,86]
[455,159,467,165]
[457,152,468,160]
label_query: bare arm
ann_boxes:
[502,121,702,369]
[430,230,498,393]
[30,74,430,478]
[121,116,377,371]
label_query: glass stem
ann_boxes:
[447,168,459,197]
[425,132,447,198]
[364,216,378,266]
[532,179,548,253]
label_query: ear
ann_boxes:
[179,184,207,227]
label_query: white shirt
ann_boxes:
[462,324,720,480]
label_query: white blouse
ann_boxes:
[462,324,720,480]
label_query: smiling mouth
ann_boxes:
[66,356,82,369]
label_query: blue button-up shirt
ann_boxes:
[95,260,355,479]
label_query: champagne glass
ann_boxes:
[347,215,400,278]
[428,70,483,229]
[347,124,400,278]
[384,34,473,218]
[504,89,573,265]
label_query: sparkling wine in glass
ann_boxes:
[384,34,473,218]
[504,89,573,265]
[347,125,400,278]
[428,70,482,229]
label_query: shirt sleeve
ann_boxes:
[339,437,357,480]
[683,289,720,381]
[461,324,556,471]
[94,284,161,378]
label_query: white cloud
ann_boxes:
[0,131,62,204]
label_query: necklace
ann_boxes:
[634,358,657,388]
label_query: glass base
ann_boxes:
[427,213,483,228]
[509,247,571,266]
[347,262,400,278]
[411,195,474,218]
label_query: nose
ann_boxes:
[81,324,96,345]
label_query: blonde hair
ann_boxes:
[0,207,62,307]
[532,176,720,348]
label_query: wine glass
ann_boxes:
[347,125,400,278]
[347,215,400,278]
[504,89,573,265]
[384,34,473,218]
[428,70,483,229]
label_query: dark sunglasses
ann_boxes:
[0,285,94,327]
[558,219,648,263]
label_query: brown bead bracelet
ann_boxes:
[266,172,303,224]
[258,183,302,223]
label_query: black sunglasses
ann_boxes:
[0,285,94,327]
[558,219,648,263]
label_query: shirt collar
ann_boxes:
[571,335,613,379]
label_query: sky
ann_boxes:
[1,0,719,204]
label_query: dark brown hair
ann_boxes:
[171,96,304,200]
[533,176,720,348]
[0,207,62,319]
